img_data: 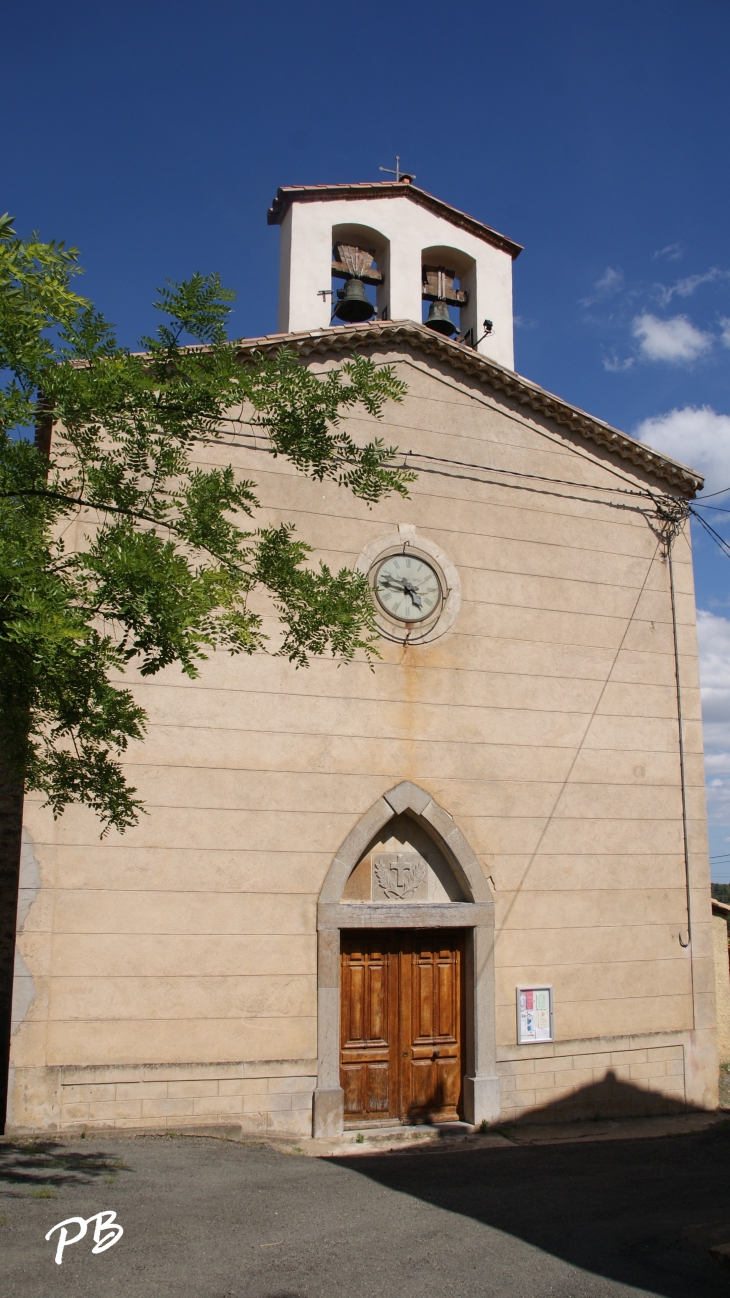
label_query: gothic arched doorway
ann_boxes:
[313,781,499,1138]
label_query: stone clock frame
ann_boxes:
[355,524,462,644]
[312,780,500,1138]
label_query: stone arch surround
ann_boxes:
[313,781,500,1137]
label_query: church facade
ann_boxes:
[7,180,719,1138]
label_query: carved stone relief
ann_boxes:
[373,853,427,900]
[342,813,464,904]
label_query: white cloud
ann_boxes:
[697,612,730,805]
[654,243,684,261]
[580,267,623,307]
[655,267,730,306]
[673,608,730,857]
[631,313,713,363]
[698,611,730,824]
[602,351,635,373]
[698,608,730,692]
[595,267,623,296]
[634,405,730,493]
[720,317,730,349]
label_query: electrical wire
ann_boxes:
[395,351,691,499]
[690,508,730,560]
[668,540,692,951]
[401,449,655,501]
[216,426,670,520]
[493,540,666,946]
[398,459,656,516]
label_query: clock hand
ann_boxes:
[379,575,425,610]
[401,578,423,609]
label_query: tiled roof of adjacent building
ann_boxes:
[234,318,703,496]
[266,180,524,260]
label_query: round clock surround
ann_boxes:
[355,525,462,644]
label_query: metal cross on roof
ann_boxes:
[379,156,415,182]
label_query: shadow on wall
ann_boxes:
[505,1069,690,1126]
[339,1085,730,1298]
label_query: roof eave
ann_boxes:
[266,182,523,260]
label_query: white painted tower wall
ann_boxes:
[275,194,515,370]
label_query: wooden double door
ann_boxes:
[340,929,465,1125]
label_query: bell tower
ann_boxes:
[267,179,522,370]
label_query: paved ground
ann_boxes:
[2,1121,730,1298]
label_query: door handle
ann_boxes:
[403,1052,408,1058]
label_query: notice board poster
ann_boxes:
[517,986,553,1043]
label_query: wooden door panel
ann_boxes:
[341,1061,390,1114]
[368,963,386,1041]
[438,957,457,1037]
[340,937,397,1120]
[341,1063,364,1115]
[340,930,463,1125]
[346,962,365,1041]
[435,1056,462,1110]
[402,937,463,1122]
[415,953,434,1039]
[365,1061,390,1112]
[341,944,389,1048]
[409,1059,435,1112]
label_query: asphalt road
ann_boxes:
[2,1125,730,1298]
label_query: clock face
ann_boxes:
[374,553,442,623]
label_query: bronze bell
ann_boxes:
[425,300,457,336]
[333,277,375,323]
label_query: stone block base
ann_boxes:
[496,1034,698,1125]
[7,1060,317,1138]
[463,1074,501,1126]
[312,1086,344,1138]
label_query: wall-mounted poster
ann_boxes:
[517,986,553,1043]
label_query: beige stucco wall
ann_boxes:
[7,340,718,1134]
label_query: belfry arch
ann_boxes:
[313,781,500,1137]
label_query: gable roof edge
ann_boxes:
[234,319,703,497]
[267,181,523,260]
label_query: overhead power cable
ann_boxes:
[217,423,687,525]
[399,459,658,517]
[690,508,730,561]
[693,502,730,515]
[402,449,655,500]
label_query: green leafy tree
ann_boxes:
[0,215,411,834]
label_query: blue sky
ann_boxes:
[5,0,730,873]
